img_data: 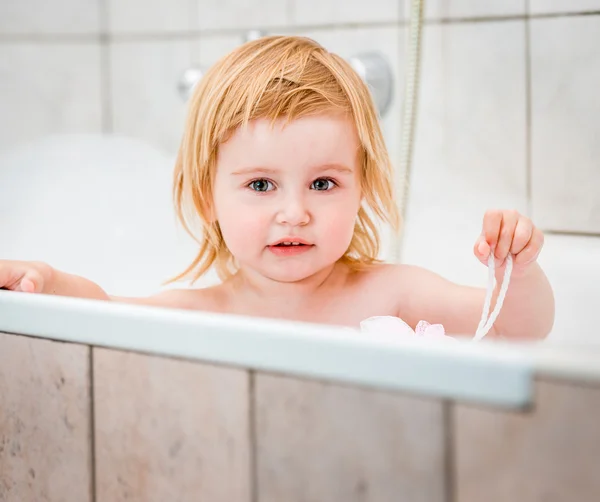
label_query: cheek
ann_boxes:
[319,196,360,247]
[214,194,269,254]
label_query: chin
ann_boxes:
[264,269,318,283]
[262,263,331,283]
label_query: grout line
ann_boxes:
[0,21,404,44]
[89,347,97,502]
[425,9,600,24]
[543,229,600,238]
[443,401,456,502]
[526,9,600,19]
[524,1,533,217]
[0,34,101,44]
[1,10,599,45]
[249,371,259,502]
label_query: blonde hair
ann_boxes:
[171,35,400,284]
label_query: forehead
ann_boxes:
[216,114,360,172]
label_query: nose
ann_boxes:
[275,192,311,227]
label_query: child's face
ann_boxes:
[212,114,362,283]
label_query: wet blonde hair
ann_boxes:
[171,35,400,283]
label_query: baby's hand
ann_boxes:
[473,210,544,272]
[0,260,53,293]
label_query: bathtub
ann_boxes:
[1,134,600,501]
[1,274,600,501]
[1,133,598,342]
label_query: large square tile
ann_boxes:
[94,348,251,502]
[195,33,244,66]
[454,379,600,501]
[107,0,195,33]
[0,333,91,502]
[255,373,445,502]
[179,34,243,108]
[529,0,600,14]
[425,0,525,19]
[0,0,100,35]
[109,40,193,156]
[401,21,528,286]
[530,16,600,233]
[0,42,103,150]
[292,0,402,25]
[197,0,289,30]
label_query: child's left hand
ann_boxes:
[473,209,544,272]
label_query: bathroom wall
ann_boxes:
[1,0,599,295]
[1,330,600,501]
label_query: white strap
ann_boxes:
[473,253,513,341]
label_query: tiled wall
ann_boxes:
[1,331,600,501]
[1,0,599,288]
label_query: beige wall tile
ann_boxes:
[292,0,402,25]
[530,0,600,14]
[255,373,446,502]
[195,33,244,67]
[197,0,289,30]
[0,333,91,502]
[0,42,102,151]
[425,0,525,18]
[109,39,193,157]
[94,348,251,502]
[530,16,600,233]
[0,0,100,35]
[107,0,196,33]
[454,379,600,501]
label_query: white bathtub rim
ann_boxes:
[0,290,589,408]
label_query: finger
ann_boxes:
[514,228,544,266]
[20,277,37,293]
[0,266,44,293]
[495,211,519,263]
[510,216,534,256]
[19,270,44,293]
[0,264,19,290]
[473,235,492,263]
[482,210,503,250]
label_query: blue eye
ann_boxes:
[311,178,336,191]
[249,179,274,192]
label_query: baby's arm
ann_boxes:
[393,265,494,337]
[393,264,553,340]
[0,260,110,300]
[0,260,199,310]
[395,210,555,340]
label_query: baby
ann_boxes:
[0,36,555,339]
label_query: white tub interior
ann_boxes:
[0,134,220,295]
[0,134,597,343]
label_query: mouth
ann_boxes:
[270,238,313,248]
[267,238,314,256]
[272,242,309,248]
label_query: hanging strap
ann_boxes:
[473,253,513,341]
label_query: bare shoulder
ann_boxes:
[356,262,448,291]
[348,262,438,310]
[110,284,225,313]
